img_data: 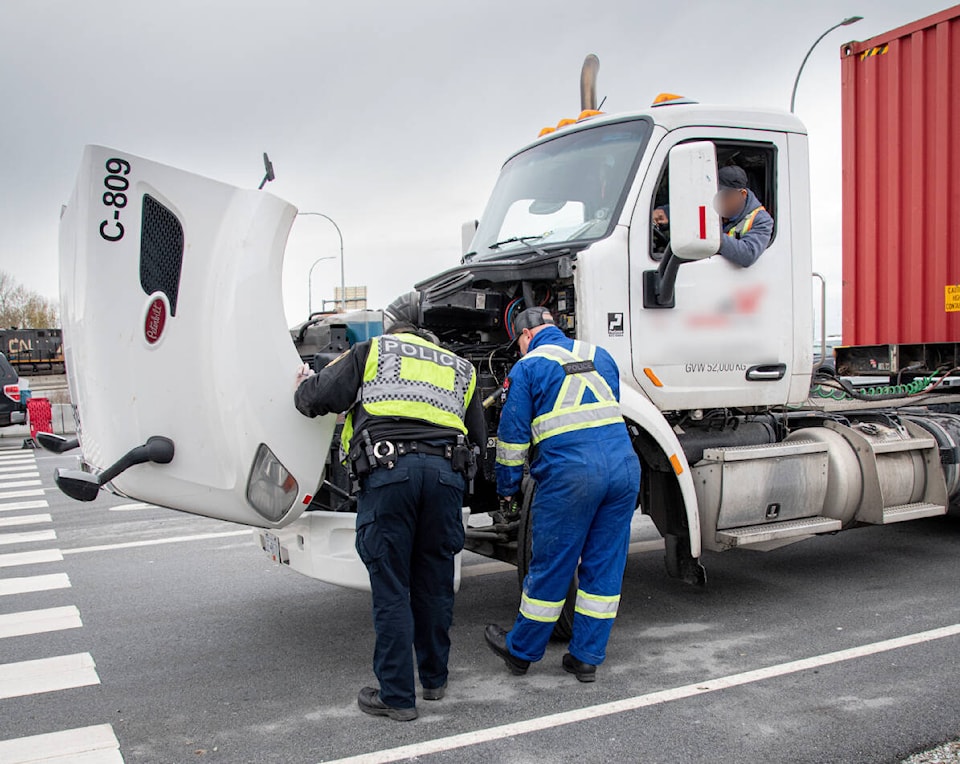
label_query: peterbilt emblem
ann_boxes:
[145,296,167,344]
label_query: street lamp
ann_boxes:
[307,256,336,315]
[790,16,863,113]
[297,212,345,312]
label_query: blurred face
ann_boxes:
[716,187,748,219]
[652,208,668,226]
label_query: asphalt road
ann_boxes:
[0,439,958,763]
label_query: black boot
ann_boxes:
[357,687,418,721]
[562,652,597,683]
[484,624,530,675]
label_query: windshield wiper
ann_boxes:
[488,234,545,250]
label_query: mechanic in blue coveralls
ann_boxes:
[484,307,641,682]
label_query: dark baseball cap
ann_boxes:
[513,306,555,335]
[718,166,749,191]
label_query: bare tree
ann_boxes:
[0,269,59,329]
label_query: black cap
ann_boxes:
[718,166,748,191]
[513,306,555,335]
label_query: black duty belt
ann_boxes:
[392,441,454,458]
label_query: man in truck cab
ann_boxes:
[485,307,641,682]
[715,165,773,268]
[294,323,486,721]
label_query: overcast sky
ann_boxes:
[0,0,951,332]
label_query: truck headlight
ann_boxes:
[246,443,298,522]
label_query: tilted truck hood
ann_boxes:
[58,145,334,528]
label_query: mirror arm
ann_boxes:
[643,244,686,309]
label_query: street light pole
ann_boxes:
[307,256,336,315]
[297,212,346,311]
[790,16,863,113]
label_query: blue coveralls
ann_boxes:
[496,326,641,666]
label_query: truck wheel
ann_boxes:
[516,478,576,642]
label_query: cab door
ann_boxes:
[628,128,804,410]
[58,145,334,528]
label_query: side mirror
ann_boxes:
[461,219,478,256]
[643,141,721,309]
[667,141,721,260]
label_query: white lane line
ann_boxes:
[0,549,64,568]
[462,540,665,580]
[0,573,71,597]
[0,723,122,764]
[0,514,52,528]
[0,489,45,500]
[0,499,49,512]
[325,622,960,764]
[461,561,514,578]
[0,529,57,546]
[0,473,41,481]
[107,502,156,512]
[0,653,100,701]
[0,606,83,639]
[0,480,42,489]
[62,530,251,555]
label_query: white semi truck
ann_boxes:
[54,50,960,634]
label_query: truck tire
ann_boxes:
[516,478,576,642]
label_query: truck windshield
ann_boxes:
[467,119,652,260]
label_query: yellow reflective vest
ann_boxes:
[340,333,476,461]
[726,205,766,239]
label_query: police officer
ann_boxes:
[715,165,774,268]
[294,323,486,721]
[485,307,640,682]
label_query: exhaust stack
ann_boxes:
[580,54,600,111]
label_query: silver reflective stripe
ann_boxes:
[362,381,467,418]
[530,403,624,444]
[574,590,620,619]
[496,440,529,467]
[519,592,565,623]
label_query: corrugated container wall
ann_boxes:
[841,5,960,346]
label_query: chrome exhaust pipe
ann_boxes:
[580,54,600,111]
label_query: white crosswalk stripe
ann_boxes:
[0,464,39,473]
[0,499,49,512]
[0,473,42,481]
[0,454,37,462]
[0,529,57,546]
[0,653,100,700]
[0,724,122,764]
[0,606,83,639]
[0,488,45,501]
[0,548,63,568]
[0,480,42,489]
[0,573,71,597]
[0,514,52,527]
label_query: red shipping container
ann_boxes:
[841,5,960,346]
[27,398,53,440]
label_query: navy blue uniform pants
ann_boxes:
[355,453,466,709]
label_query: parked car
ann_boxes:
[0,353,25,427]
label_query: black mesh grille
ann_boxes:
[140,194,184,316]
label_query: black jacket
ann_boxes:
[294,339,487,455]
